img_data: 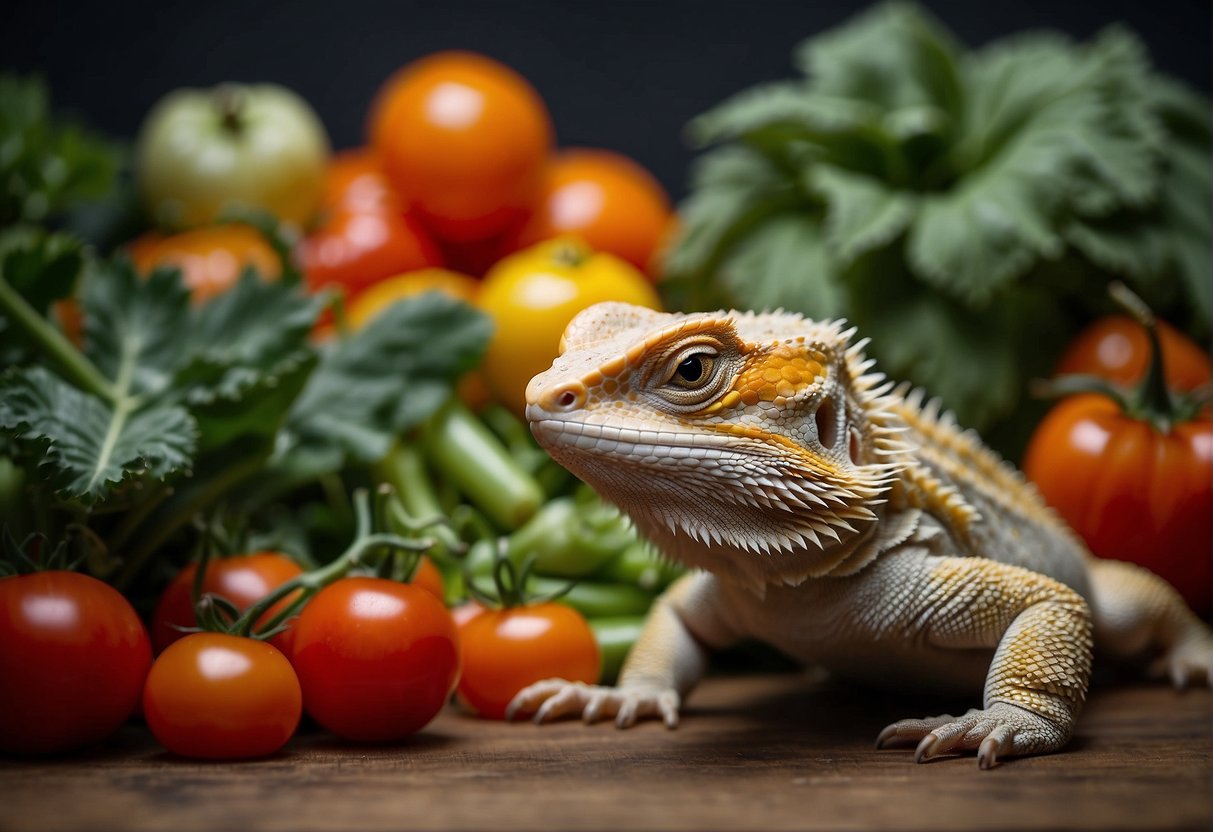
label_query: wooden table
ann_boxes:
[3,673,1211,831]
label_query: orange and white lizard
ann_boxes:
[508,303,1213,768]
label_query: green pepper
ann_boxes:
[595,541,683,591]
[527,576,654,618]
[506,496,634,578]
[590,616,646,684]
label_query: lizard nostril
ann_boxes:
[541,382,586,413]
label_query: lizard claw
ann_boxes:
[1148,630,1213,689]
[506,678,680,729]
[877,703,1067,768]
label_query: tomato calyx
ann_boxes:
[0,529,84,577]
[464,535,576,611]
[1037,283,1210,433]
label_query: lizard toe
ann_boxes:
[888,703,1067,768]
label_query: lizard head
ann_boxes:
[526,302,911,590]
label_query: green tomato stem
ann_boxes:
[0,276,117,403]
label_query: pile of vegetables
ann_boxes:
[1,3,1209,762]
[0,51,676,759]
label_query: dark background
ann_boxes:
[4,0,1211,202]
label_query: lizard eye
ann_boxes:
[652,342,732,409]
[672,354,713,387]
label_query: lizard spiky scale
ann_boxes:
[513,303,1213,766]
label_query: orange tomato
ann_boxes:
[369,51,553,243]
[456,602,599,719]
[504,149,673,276]
[301,150,444,298]
[344,268,479,330]
[1055,315,1211,391]
[411,556,446,603]
[128,225,281,304]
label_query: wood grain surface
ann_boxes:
[2,673,1210,832]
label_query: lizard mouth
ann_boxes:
[528,412,748,462]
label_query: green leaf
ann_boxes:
[848,257,1022,430]
[0,226,84,313]
[0,227,85,365]
[663,147,804,284]
[0,366,196,502]
[687,82,879,148]
[794,2,964,116]
[80,261,192,397]
[176,270,324,404]
[716,214,847,320]
[0,74,120,226]
[808,165,916,265]
[278,291,493,474]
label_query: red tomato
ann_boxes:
[369,51,553,243]
[1023,394,1212,617]
[291,577,459,741]
[143,632,301,759]
[0,571,152,755]
[457,602,599,719]
[301,150,444,298]
[1055,315,1211,391]
[150,552,303,656]
[503,149,673,276]
[450,599,488,629]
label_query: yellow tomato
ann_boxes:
[478,237,662,414]
[344,268,479,329]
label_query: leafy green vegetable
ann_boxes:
[665,2,1211,441]
[0,74,120,227]
[0,245,490,586]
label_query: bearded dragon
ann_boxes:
[506,303,1213,768]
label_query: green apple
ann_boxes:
[136,83,330,229]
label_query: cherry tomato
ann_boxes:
[344,268,479,330]
[1023,394,1212,616]
[291,577,459,741]
[450,599,488,629]
[478,237,662,413]
[369,51,553,243]
[150,552,304,656]
[0,571,152,755]
[127,224,281,304]
[1055,315,1212,391]
[504,149,673,276]
[142,632,301,759]
[457,602,599,719]
[411,556,446,602]
[301,150,444,299]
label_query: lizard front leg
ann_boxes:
[507,572,733,728]
[875,556,1094,768]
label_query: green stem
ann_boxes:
[1110,283,1176,430]
[0,276,116,403]
[233,490,433,637]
